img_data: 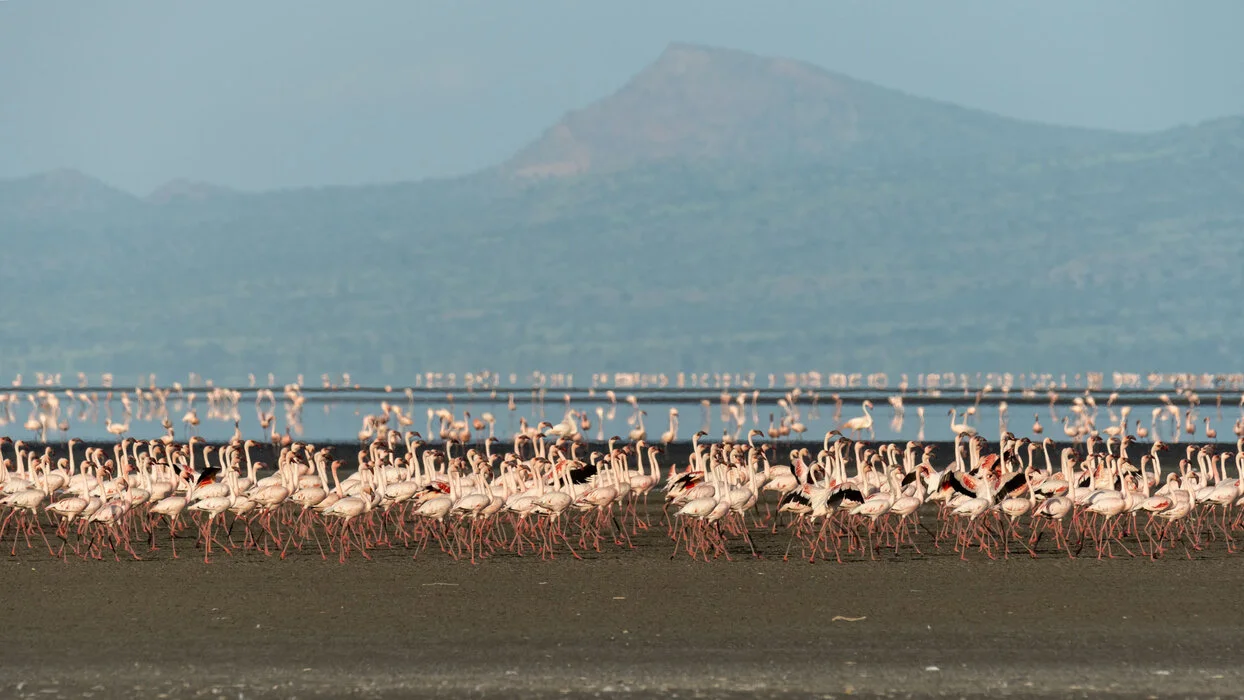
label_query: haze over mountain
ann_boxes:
[6,1,1244,193]
[505,43,1125,177]
[3,43,1243,385]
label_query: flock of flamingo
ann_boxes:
[3,371,1244,564]
[2,384,1244,564]
[4,369,1242,446]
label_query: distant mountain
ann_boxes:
[0,168,139,218]
[503,43,1128,177]
[146,179,237,205]
[1,45,1242,384]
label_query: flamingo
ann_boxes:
[628,410,647,442]
[949,408,976,437]
[841,401,874,439]
[660,408,679,445]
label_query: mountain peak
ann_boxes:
[648,41,740,69]
[0,168,138,214]
[17,168,110,189]
[146,178,236,204]
[503,43,862,178]
[502,43,1115,179]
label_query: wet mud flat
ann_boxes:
[4,542,1244,699]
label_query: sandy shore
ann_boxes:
[3,509,1244,699]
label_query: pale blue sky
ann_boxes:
[3,1,1241,193]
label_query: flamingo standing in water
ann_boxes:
[841,401,874,439]
[628,410,647,442]
[949,409,976,437]
[660,408,679,445]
